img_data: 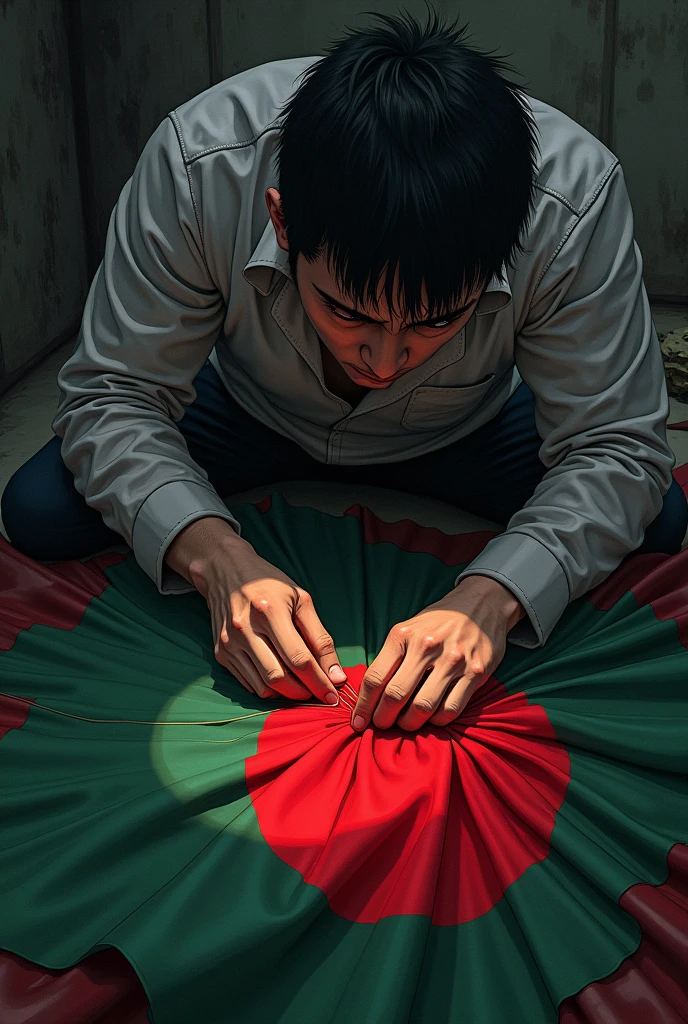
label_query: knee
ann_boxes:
[638,477,688,556]
[1,436,66,556]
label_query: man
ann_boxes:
[3,8,686,734]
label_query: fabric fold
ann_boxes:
[0,484,686,1024]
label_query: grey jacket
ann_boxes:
[52,56,675,649]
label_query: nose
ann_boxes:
[362,325,410,379]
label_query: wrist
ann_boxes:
[165,516,247,580]
[454,574,526,631]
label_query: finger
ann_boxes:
[212,615,253,691]
[253,634,313,701]
[350,629,407,731]
[232,637,312,700]
[229,610,316,700]
[292,590,348,686]
[213,611,281,697]
[371,661,435,730]
[233,650,283,699]
[263,602,340,705]
[396,660,464,732]
[222,648,279,699]
[429,673,482,727]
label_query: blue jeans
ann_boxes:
[3,358,687,562]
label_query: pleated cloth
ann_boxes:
[0,482,686,1024]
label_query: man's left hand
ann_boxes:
[350,576,526,732]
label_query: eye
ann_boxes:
[418,313,464,331]
[425,316,458,330]
[323,301,359,323]
[322,300,464,331]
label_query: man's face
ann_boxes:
[266,188,485,387]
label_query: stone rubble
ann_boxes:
[658,328,688,404]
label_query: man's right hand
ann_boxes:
[165,517,347,703]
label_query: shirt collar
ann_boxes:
[243,217,512,314]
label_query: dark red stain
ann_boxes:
[0,537,150,1019]
[0,535,128,652]
[256,490,688,648]
[588,545,688,648]
[0,693,33,740]
[254,493,272,514]
[560,844,688,1022]
[252,492,499,566]
[674,462,688,494]
[343,502,500,565]
[0,947,149,1024]
[0,491,685,1015]
[584,467,688,644]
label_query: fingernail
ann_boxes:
[329,665,347,682]
[325,692,339,705]
[352,715,366,730]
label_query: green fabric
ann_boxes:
[0,490,686,1023]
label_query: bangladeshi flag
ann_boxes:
[0,481,687,1024]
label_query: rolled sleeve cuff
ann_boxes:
[132,480,243,595]
[453,531,570,648]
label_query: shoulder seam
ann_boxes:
[183,116,285,166]
[578,159,620,219]
[532,160,620,293]
[168,110,211,276]
[533,183,579,216]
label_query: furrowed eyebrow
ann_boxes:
[312,284,474,327]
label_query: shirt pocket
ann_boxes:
[401,374,496,432]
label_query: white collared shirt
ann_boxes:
[53,56,674,647]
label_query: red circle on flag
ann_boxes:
[246,666,571,925]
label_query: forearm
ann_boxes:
[455,446,670,650]
[52,114,232,596]
[496,449,668,600]
[164,516,253,584]
[452,574,527,633]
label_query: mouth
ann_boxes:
[349,366,403,384]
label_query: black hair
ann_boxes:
[273,1,541,323]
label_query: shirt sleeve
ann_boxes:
[454,161,675,648]
[52,113,242,596]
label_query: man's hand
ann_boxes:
[165,517,348,704]
[350,575,526,732]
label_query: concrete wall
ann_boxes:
[1,0,686,395]
[217,0,686,300]
[219,0,609,136]
[0,0,87,391]
[77,0,210,279]
[613,0,688,300]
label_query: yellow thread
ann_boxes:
[0,692,336,727]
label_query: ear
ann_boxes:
[265,188,289,251]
